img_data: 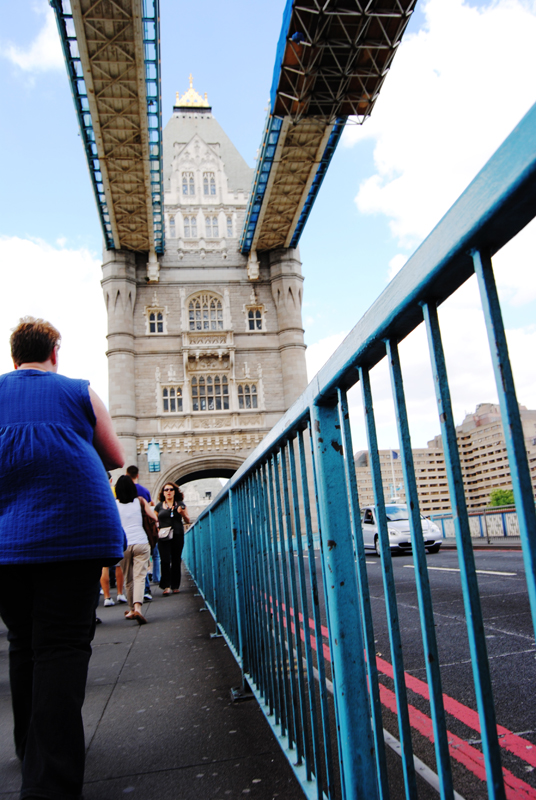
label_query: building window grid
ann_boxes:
[183,215,197,238]
[238,383,258,409]
[248,308,263,331]
[169,216,176,237]
[203,172,216,196]
[189,296,224,331]
[205,216,219,237]
[149,310,164,334]
[227,216,233,237]
[182,172,195,196]
[162,386,183,413]
[191,375,229,411]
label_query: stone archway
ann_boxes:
[154,455,244,499]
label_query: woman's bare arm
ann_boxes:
[89,387,125,470]
[140,496,158,521]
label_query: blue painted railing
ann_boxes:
[184,102,536,800]
[432,506,523,541]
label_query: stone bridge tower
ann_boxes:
[102,80,308,494]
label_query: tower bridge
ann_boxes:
[51,0,416,490]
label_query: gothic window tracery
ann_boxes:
[182,172,195,196]
[191,375,229,411]
[162,386,183,413]
[169,215,176,238]
[203,172,216,196]
[247,308,263,331]
[188,294,224,331]
[183,215,197,237]
[147,307,166,335]
[205,216,219,238]
[226,216,233,237]
[238,384,257,409]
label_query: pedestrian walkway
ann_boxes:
[0,569,304,800]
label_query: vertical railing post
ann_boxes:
[423,300,506,800]
[359,367,418,800]
[386,339,454,800]
[337,388,390,800]
[208,510,222,638]
[311,399,379,800]
[473,248,536,632]
[229,488,248,680]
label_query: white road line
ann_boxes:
[383,729,466,800]
[403,565,516,577]
[310,663,467,800]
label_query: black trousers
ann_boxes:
[0,560,102,800]
[158,533,184,590]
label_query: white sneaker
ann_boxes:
[116,594,128,604]
[104,597,115,607]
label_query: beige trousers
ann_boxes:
[120,543,151,608]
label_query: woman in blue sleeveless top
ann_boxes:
[0,317,125,800]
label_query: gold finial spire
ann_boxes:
[176,75,210,108]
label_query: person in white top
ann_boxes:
[115,475,158,624]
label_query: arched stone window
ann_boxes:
[147,308,166,335]
[238,384,258,409]
[182,172,195,196]
[191,375,229,411]
[188,293,224,331]
[162,386,182,413]
[183,215,197,238]
[203,172,216,196]
[226,216,233,237]
[248,308,263,331]
[205,216,219,238]
[169,216,176,238]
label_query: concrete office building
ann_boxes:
[102,80,308,493]
[354,402,536,513]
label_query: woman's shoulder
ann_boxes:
[155,501,162,512]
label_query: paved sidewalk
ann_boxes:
[0,569,304,800]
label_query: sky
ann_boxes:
[1,0,535,453]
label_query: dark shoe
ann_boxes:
[131,611,147,625]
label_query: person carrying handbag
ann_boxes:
[155,482,190,595]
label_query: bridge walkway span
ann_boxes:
[0,567,306,800]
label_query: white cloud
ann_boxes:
[1,5,63,72]
[344,0,536,250]
[387,253,408,281]
[0,236,109,404]
[306,331,348,382]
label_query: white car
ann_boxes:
[361,504,443,556]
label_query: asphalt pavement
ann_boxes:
[0,568,305,800]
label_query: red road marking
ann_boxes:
[265,593,536,788]
[380,682,536,800]
[375,655,536,769]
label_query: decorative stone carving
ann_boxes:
[188,356,230,371]
[189,336,227,345]
[192,417,230,430]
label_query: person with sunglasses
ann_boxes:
[155,483,190,595]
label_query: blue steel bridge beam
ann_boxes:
[50,0,164,255]
[241,0,416,256]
